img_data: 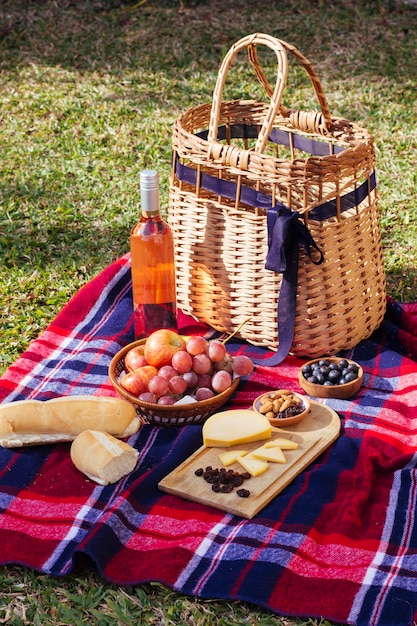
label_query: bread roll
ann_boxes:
[70,430,139,485]
[0,395,140,447]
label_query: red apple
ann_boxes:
[124,345,147,372]
[120,365,158,396]
[144,329,186,368]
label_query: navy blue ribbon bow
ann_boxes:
[264,205,324,365]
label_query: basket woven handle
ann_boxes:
[207,33,332,154]
[247,37,332,135]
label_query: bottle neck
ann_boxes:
[141,190,160,217]
[140,169,160,217]
[140,211,161,222]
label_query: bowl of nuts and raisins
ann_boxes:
[253,389,311,427]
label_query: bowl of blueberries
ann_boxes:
[298,357,363,399]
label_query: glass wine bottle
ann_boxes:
[130,170,177,338]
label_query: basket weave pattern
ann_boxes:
[169,33,386,358]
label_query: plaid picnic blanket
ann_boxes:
[1,253,417,626]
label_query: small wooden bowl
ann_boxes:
[298,357,363,399]
[253,390,310,427]
[109,339,240,427]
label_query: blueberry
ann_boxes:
[344,372,358,383]
[302,364,312,376]
[302,357,359,389]
[328,369,341,383]
[329,362,341,371]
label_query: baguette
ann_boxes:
[0,395,140,448]
[70,430,139,485]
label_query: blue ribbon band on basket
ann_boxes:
[174,124,376,364]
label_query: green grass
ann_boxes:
[1,0,417,623]
[3,565,312,626]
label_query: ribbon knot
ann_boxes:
[257,205,323,366]
[265,205,323,274]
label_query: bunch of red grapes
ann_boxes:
[121,335,254,406]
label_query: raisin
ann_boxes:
[204,474,218,484]
[195,466,251,496]
[220,470,234,484]
[237,488,250,498]
[203,467,219,483]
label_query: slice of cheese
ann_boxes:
[236,454,269,477]
[218,449,248,466]
[251,445,286,464]
[264,438,299,450]
[202,410,271,448]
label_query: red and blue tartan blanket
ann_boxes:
[1,254,417,626]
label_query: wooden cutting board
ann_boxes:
[158,401,340,519]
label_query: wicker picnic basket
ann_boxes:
[168,33,386,361]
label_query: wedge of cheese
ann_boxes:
[236,454,268,477]
[202,410,271,448]
[218,449,248,466]
[264,438,299,450]
[251,444,286,464]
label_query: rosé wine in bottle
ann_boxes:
[130,170,177,338]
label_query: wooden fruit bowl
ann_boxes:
[298,357,363,399]
[108,339,239,427]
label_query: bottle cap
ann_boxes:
[140,169,159,190]
[140,170,160,215]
